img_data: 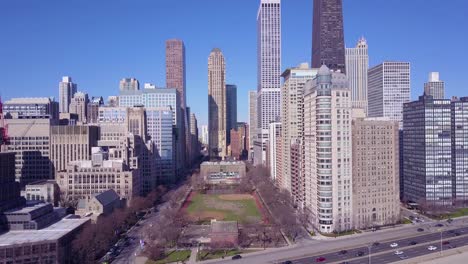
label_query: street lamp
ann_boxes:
[367,244,372,264]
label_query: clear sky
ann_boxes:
[1,0,467,126]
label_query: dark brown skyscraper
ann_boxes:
[166,39,186,108]
[312,0,346,73]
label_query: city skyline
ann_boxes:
[2,1,467,126]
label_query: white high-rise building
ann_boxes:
[424,72,445,99]
[208,48,227,159]
[268,122,281,182]
[280,63,317,197]
[255,0,281,165]
[346,38,369,114]
[59,76,77,113]
[368,61,411,127]
[304,65,353,233]
[248,91,257,159]
[200,125,209,145]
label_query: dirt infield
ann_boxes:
[218,194,254,201]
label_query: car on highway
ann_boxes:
[428,246,437,251]
[315,257,326,262]
[417,228,424,232]
[355,251,365,257]
[338,250,348,255]
[232,255,242,260]
[409,241,417,246]
[399,255,408,260]
[454,232,461,236]
[395,250,404,255]
[442,241,450,245]
[435,223,443,227]
[390,243,398,248]
[372,242,380,247]
[447,245,457,249]
[281,261,292,264]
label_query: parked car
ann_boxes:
[390,243,398,248]
[428,246,437,251]
[417,228,424,232]
[232,255,242,260]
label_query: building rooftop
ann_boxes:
[202,161,245,166]
[5,97,54,104]
[0,216,89,246]
[4,202,52,215]
[94,189,120,207]
[69,159,125,168]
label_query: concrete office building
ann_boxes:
[226,84,237,145]
[403,95,452,206]
[303,65,353,233]
[21,180,60,206]
[87,96,104,124]
[424,72,445,99]
[190,112,199,164]
[208,48,227,159]
[69,91,89,123]
[352,118,400,229]
[452,97,468,202]
[0,152,25,232]
[368,62,411,126]
[255,0,281,166]
[280,63,317,194]
[3,98,59,185]
[57,147,140,201]
[312,0,346,73]
[268,122,281,182]
[119,78,139,92]
[166,39,186,109]
[58,76,77,113]
[107,96,119,107]
[346,38,369,113]
[248,91,257,160]
[290,138,305,208]
[200,125,209,145]
[50,125,99,176]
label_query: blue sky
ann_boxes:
[1,0,467,126]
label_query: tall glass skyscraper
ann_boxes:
[59,76,77,113]
[312,0,346,73]
[226,84,237,145]
[255,0,281,165]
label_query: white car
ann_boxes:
[395,250,404,255]
[428,246,437,251]
[390,243,398,248]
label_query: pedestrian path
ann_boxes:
[187,247,198,264]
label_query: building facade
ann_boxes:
[59,76,77,113]
[368,62,411,126]
[226,84,237,145]
[312,0,346,73]
[208,48,227,159]
[267,122,281,182]
[303,65,353,233]
[50,125,99,177]
[87,96,104,124]
[69,91,89,124]
[256,0,281,165]
[248,91,257,160]
[21,180,60,206]
[424,72,445,99]
[166,39,186,109]
[345,38,369,113]
[119,78,140,92]
[352,118,400,229]
[403,96,452,206]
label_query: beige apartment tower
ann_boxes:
[352,118,400,229]
[208,48,227,159]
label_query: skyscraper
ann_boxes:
[208,48,227,159]
[303,65,353,233]
[345,37,369,113]
[312,0,346,73]
[256,0,281,165]
[226,84,237,145]
[69,91,89,124]
[424,72,445,99]
[280,63,317,202]
[59,76,77,113]
[403,95,452,206]
[166,39,186,109]
[368,61,411,126]
[452,97,468,202]
[119,78,139,92]
[248,91,257,160]
[200,125,209,145]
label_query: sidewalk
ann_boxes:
[135,256,148,264]
[187,247,198,264]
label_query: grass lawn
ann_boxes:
[402,218,412,224]
[321,229,360,237]
[448,208,468,218]
[146,250,191,264]
[197,249,258,261]
[184,193,262,224]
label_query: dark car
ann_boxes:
[442,241,450,245]
[355,251,365,257]
[282,261,292,264]
[232,255,242,260]
[339,250,348,255]
[417,228,424,232]
[435,223,443,227]
[447,218,454,223]
[448,245,457,249]
[409,241,417,245]
[454,232,461,236]
[372,242,380,247]
[316,257,326,262]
